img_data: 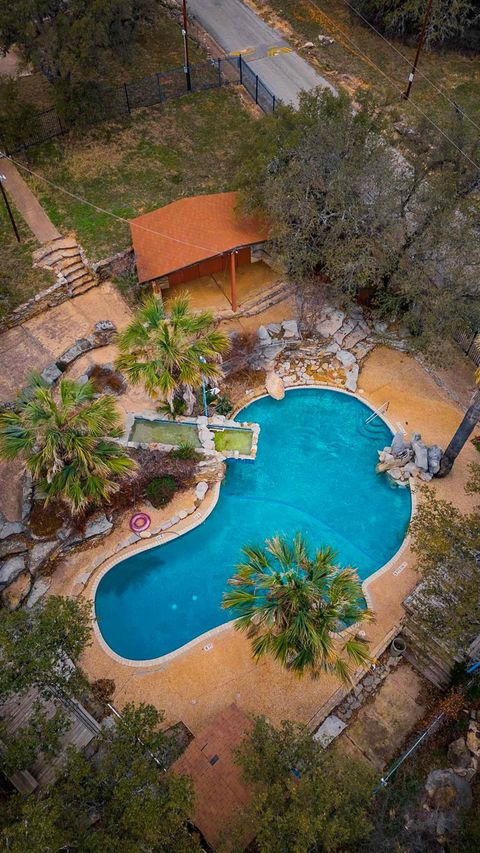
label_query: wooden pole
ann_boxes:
[230,250,237,313]
[182,0,192,92]
[0,176,20,242]
[403,0,434,100]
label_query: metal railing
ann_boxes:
[3,55,276,156]
[365,401,389,425]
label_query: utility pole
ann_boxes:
[182,0,192,93]
[0,173,20,242]
[403,0,434,100]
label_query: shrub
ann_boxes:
[215,395,233,416]
[91,678,115,708]
[144,475,177,508]
[170,441,199,461]
[157,396,187,419]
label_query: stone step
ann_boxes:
[34,247,82,269]
[56,258,84,275]
[64,266,92,284]
[70,276,97,295]
[33,240,79,263]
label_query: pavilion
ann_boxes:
[130,192,269,312]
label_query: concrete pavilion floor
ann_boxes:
[45,342,479,737]
[164,259,279,313]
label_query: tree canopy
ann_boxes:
[223,533,374,683]
[352,0,480,49]
[0,0,157,86]
[408,486,480,655]
[1,702,199,852]
[0,375,136,514]
[234,715,375,853]
[115,294,229,411]
[235,89,480,362]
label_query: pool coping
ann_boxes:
[90,384,415,668]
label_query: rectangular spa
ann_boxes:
[125,413,258,460]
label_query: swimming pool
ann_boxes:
[95,389,412,662]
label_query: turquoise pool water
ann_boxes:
[95,389,411,661]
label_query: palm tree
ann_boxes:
[114,294,229,411]
[436,366,480,477]
[0,375,136,514]
[222,533,374,684]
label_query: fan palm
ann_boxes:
[114,294,229,409]
[0,375,136,514]
[436,365,480,477]
[222,533,375,684]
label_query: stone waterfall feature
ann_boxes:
[376,432,443,485]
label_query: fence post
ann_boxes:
[467,329,479,356]
[156,73,164,103]
[217,58,221,87]
[255,75,258,104]
[272,94,276,112]
[124,83,131,114]
[239,55,243,85]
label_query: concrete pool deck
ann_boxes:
[46,343,479,735]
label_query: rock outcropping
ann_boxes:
[376,432,443,485]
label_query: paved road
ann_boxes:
[188,0,336,107]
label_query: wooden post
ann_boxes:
[230,250,237,313]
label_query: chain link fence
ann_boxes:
[3,56,276,155]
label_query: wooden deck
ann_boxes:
[0,688,100,793]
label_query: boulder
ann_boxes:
[69,514,113,545]
[257,325,271,344]
[336,350,356,368]
[448,737,472,770]
[1,569,32,610]
[26,576,51,609]
[412,440,429,472]
[266,322,282,336]
[403,461,419,478]
[344,365,359,392]
[56,338,91,369]
[28,540,59,575]
[388,467,402,480]
[334,319,355,345]
[318,34,334,45]
[317,307,345,338]
[302,41,315,48]
[265,372,285,400]
[40,362,63,385]
[423,768,472,838]
[391,432,407,456]
[282,320,299,339]
[0,535,29,559]
[0,512,24,540]
[467,722,480,757]
[428,444,443,475]
[195,481,208,501]
[0,555,26,590]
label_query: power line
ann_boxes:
[2,154,222,255]
[305,0,480,173]
[338,0,480,132]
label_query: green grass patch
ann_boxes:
[0,198,54,316]
[23,86,255,260]
[213,428,253,454]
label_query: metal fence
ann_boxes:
[454,325,480,367]
[3,55,276,155]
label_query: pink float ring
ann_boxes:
[129,512,151,533]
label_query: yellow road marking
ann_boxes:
[230,47,255,56]
[267,46,292,57]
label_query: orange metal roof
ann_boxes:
[130,192,268,284]
[172,704,255,851]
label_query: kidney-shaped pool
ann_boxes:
[95,389,412,662]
